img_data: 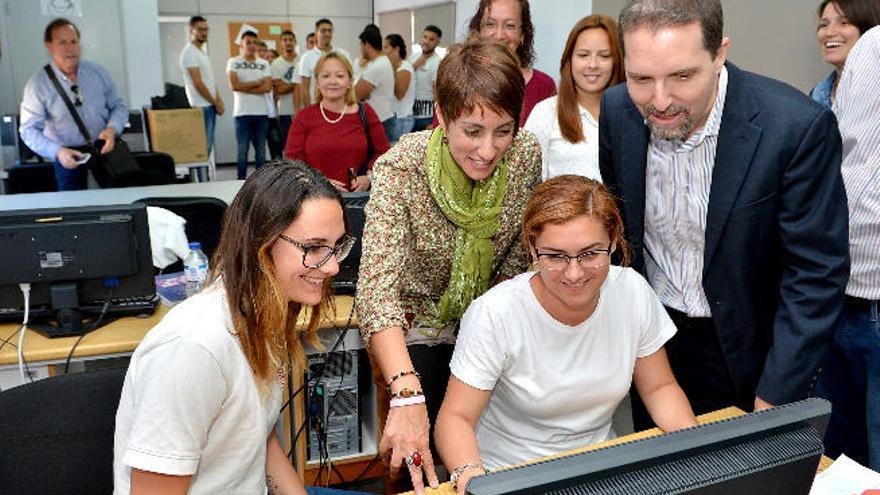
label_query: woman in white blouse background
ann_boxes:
[524,15,624,181]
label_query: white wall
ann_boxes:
[156,0,373,166]
[120,1,165,108]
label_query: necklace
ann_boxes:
[319,102,347,124]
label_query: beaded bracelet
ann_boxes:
[390,394,426,408]
[451,462,487,491]
[386,370,421,392]
[390,387,423,399]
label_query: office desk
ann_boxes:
[399,407,834,495]
[0,296,356,368]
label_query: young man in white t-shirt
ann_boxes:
[226,31,271,180]
[179,16,224,155]
[271,30,301,152]
[297,18,351,107]
[354,24,396,142]
[409,25,442,131]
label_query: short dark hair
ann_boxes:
[818,0,880,35]
[241,30,258,41]
[359,24,382,51]
[316,18,333,29]
[281,29,296,39]
[385,34,407,59]
[189,16,206,28]
[307,32,316,39]
[618,0,724,57]
[44,18,80,43]
[468,0,536,68]
[437,36,525,131]
[424,25,443,38]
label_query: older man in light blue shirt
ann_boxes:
[19,18,127,190]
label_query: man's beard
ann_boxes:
[643,103,696,141]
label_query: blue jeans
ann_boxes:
[279,115,292,152]
[53,145,92,190]
[234,115,268,180]
[412,116,433,132]
[381,116,397,144]
[389,115,414,144]
[815,297,880,470]
[202,105,216,155]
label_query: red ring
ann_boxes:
[412,450,422,468]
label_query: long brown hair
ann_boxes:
[209,162,348,389]
[522,174,631,266]
[557,15,624,144]
[468,0,536,68]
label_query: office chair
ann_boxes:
[133,196,228,271]
[0,367,127,495]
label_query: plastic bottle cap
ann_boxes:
[188,242,202,250]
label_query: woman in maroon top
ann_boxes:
[470,0,556,124]
[285,52,390,192]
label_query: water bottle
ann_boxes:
[183,242,209,298]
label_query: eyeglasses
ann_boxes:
[481,20,521,34]
[278,234,356,269]
[534,244,613,272]
[71,85,82,106]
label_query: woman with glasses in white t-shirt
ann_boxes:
[435,175,697,494]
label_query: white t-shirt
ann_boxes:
[271,55,301,117]
[524,95,601,181]
[226,55,271,117]
[180,42,215,108]
[359,55,395,122]
[394,60,416,119]
[450,267,677,470]
[298,46,352,104]
[113,284,283,494]
[408,51,441,117]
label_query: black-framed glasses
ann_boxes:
[71,84,82,106]
[535,244,613,272]
[278,234,356,269]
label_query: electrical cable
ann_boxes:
[282,300,357,471]
[63,285,115,375]
[0,326,22,354]
[17,283,31,384]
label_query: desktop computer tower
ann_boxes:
[305,350,361,461]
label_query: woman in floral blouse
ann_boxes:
[355,37,542,494]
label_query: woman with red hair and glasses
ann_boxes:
[525,15,624,181]
[435,175,696,493]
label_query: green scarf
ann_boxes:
[425,127,508,325]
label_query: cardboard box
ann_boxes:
[146,108,208,164]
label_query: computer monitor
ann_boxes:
[466,398,831,495]
[331,192,369,294]
[0,203,157,338]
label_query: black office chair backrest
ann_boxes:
[0,367,127,495]
[134,196,228,264]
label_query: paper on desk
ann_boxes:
[810,455,880,495]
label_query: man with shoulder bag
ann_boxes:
[19,18,129,190]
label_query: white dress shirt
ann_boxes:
[833,26,880,300]
[643,67,729,317]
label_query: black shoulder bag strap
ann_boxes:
[44,65,94,145]
[356,103,373,176]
